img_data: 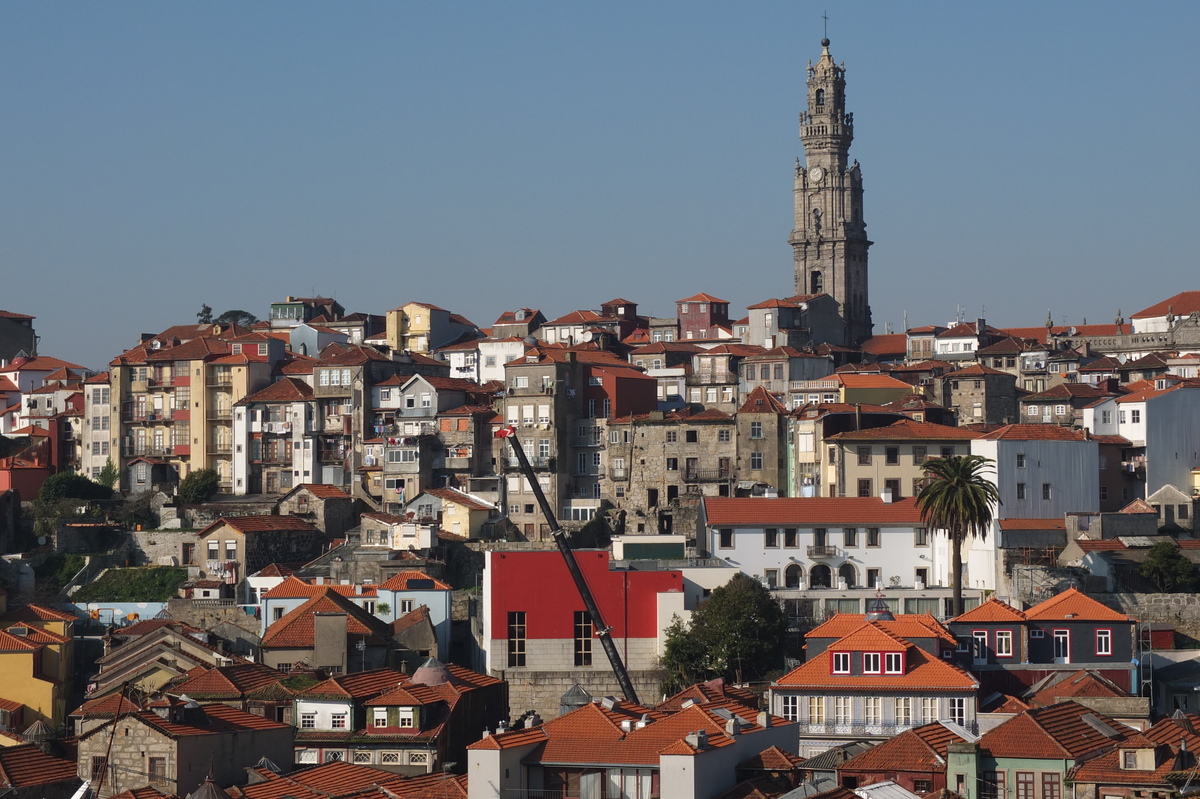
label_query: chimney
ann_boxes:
[354,584,362,595]
[757,711,772,728]
[524,712,542,728]
[882,487,893,504]
[725,717,740,736]
[976,317,986,334]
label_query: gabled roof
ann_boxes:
[775,630,976,692]
[1024,588,1131,622]
[421,486,495,511]
[703,497,926,526]
[1022,383,1121,402]
[378,571,452,591]
[0,604,76,624]
[941,364,1012,379]
[1026,670,1129,707]
[979,701,1127,759]
[196,515,319,536]
[951,597,1026,624]
[804,614,955,646]
[828,419,982,442]
[239,377,314,404]
[840,722,970,774]
[172,663,286,699]
[738,387,788,415]
[298,668,407,700]
[260,576,377,600]
[746,294,826,310]
[658,678,759,713]
[1132,291,1200,319]
[544,310,602,326]
[860,334,908,356]
[678,293,729,304]
[260,589,394,649]
[78,703,289,741]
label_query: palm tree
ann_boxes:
[915,454,1000,616]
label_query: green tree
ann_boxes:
[214,309,259,327]
[98,458,119,489]
[659,573,786,693]
[197,304,213,324]
[177,468,220,504]
[916,455,1000,616]
[1140,541,1196,592]
[38,472,113,503]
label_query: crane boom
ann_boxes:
[499,427,640,704]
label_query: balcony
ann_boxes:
[609,467,628,480]
[207,408,232,421]
[206,374,233,387]
[207,441,232,455]
[807,544,842,559]
[684,468,731,483]
[798,719,976,737]
[444,456,472,469]
[121,409,175,423]
[122,444,175,458]
[503,456,553,470]
[319,448,347,463]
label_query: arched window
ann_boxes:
[839,563,858,588]
[811,271,824,294]
[815,89,825,107]
[785,564,804,589]
[810,564,832,588]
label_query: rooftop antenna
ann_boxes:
[903,310,908,331]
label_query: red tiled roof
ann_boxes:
[1028,670,1129,707]
[299,668,407,699]
[829,419,982,442]
[378,571,452,591]
[422,487,494,511]
[979,701,1127,759]
[172,663,286,698]
[805,614,956,645]
[0,604,76,623]
[834,373,915,390]
[658,678,759,713]
[952,597,1027,623]
[1117,498,1157,515]
[861,334,908,356]
[1132,291,1200,319]
[997,518,1067,531]
[703,497,926,526]
[678,293,729,304]
[79,702,289,740]
[261,576,378,599]
[776,633,976,691]
[0,742,78,787]
[746,294,826,310]
[738,387,788,415]
[292,483,349,499]
[1077,539,1128,552]
[941,364,1012,378]
[1024,588,1131,622]
[196,515,318,535]
[841,722,969,774]
[977,424,1091,441]
[260,590,393,649]
[239,377,314,403]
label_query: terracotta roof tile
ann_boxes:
[952,597,1027,623]
[0,742,79,787]
[239,377,314,404]
[776,629,975,691]
[978,424,1092,441]
[1132,291,1200,319]
[260,590,393,649]
[703,497,926,526]
[1024,588,1131,622]
[979,702,1127,759]
[172,663,287,699]
[841,722,969,774]
[830,420,982,441]
[197,515,319,535]
[378,571,452,591]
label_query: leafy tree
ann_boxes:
[214,309,259,327]
[197,304,213,324]
[98,458,119,489]
[660,573,786,693]
[38,472,113,503]
[1140,541,1196,592]
[177,468,220,504]
[916,455,1000,616]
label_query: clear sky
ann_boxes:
[4,1,1198,370]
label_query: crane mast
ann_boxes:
[498,426,640,705]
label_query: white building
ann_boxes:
[700,496,943,592]
[1083,383,1200,496]
[961,425,1100,592]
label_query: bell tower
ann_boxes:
[789,38,873,347]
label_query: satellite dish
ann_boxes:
[798,303,809,312]
[1068,326,1077,336]
[1118,353,1128,364]
[37,536,47,546]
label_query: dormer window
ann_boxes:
[862,653,881,674]
[884,652,903,674]
[1123,751,1139,770]
[832,652,850,674]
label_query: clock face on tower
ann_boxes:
[809,166,824,184]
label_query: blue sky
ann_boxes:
[3,2,1198,369]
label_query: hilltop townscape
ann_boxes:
[1,36,1200,799]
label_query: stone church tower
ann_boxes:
[790,38,873,346]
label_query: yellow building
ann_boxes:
[108,326,278,492]
[0,628,67,726]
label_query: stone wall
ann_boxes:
[501,668,666,721]
[165,598,260,636]
[1091,592,1200,645]
[128,530,196,566]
